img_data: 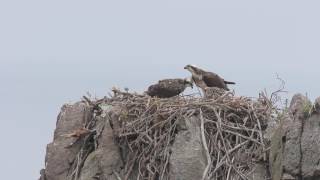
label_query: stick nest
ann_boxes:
[101,88,277,180]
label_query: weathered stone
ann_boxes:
[289,94,311,120]
[39,169,46,180]
[169,116,206,180]
[54,102,92,139]
[80,109,124,180]
[79,151,101,180]
[282,94,310,176]
[97,115,123,178]
[44,102,92,180]
[311,97,320,115]
[270,94,311,179]
[270,121,285,180]
[301,113,320,179]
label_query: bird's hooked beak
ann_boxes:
[184,65,189,69]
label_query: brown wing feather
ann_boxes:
[202,72,228,90]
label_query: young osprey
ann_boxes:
[146,78,193,98]
[184,64,235,91]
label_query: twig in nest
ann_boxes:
[82,96,94,106]
[200,109,211,180]
[61,127,93,138]
[113,169,123,180]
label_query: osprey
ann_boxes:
[184,64,235,91]
[146,78,193,98]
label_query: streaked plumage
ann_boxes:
[146,78,193,98]
[204,87,226,99]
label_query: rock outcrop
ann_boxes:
[169,116,206,180]
[43,102,92,180]
[39,91,320,180]
[270,93,320,180]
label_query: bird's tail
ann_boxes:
[224,81,235,84]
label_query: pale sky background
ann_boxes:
[1,0,320,179]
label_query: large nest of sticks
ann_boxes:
[101,88,277,180]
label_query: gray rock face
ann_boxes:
[311,97,320,114]
[301,113,320,179]
[79,116,123,180]
[40,102,124,180]
[43,102,92,180]
[270,123,284,180]
[41,93,320,180]
[282,94,310,176]
[270,94,320,180]
[169,116,207,180]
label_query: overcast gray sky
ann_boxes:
[1,0,320,179]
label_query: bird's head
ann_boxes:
[184,64,199,73]
[183,77,194,89]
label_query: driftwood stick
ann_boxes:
[82,95,94,106]
[200,109,211,180]
[113,169,123,180]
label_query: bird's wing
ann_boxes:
[224,80,236,84]
[202,72,226,88]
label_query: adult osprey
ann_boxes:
[184,64,235,91]
[146,78,193,98]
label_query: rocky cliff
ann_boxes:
[39,89,320,180]
[270,94,320,180]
